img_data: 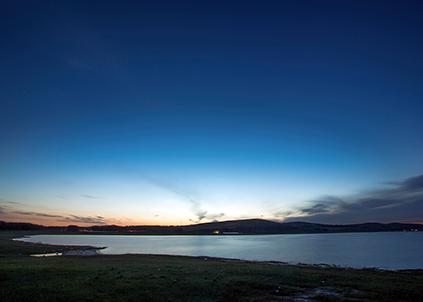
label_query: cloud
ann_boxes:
[189,200,225,222]
[299,196,345,215]
[58,215,106,224]
[81,194,96,199]
[0,206,4,214]
[388,174,423,192]
[0,199,21,205]
[145,177,210,222]
[12,211,62,218]
[283,173,423,224]
[132,171,224,222]
[206,212,225,221]
[190,200,207,222]
[9,210,107,225]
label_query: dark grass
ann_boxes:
[1,231,422,301]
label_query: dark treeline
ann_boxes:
[0,221,45,230]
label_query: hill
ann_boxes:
[179,219,423,235]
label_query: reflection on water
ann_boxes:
[16,232,423,270]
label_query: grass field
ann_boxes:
[1,231,422,301]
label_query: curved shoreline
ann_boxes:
[12,234,423,271]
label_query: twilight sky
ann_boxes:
[1,0,423,226]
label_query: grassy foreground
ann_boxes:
[1,231,422,301]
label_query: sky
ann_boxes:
[1,0,423,226]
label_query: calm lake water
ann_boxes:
[16,232,423,270]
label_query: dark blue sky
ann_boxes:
[1,0,422,225]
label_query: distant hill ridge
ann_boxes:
[178,219,423,234]
[1,219,422,234]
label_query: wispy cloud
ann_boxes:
[58,215,106,224]
[128,170,225,222]
[81,194,98,199]
[298,196,345,215]
[0,199,22,205]
[386,174,423,192]
[282,174,423,224]
[12,211,62,218]
[8,209,107,225]
[205,212,225,221]
[190,200,208,222]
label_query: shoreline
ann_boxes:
[27,247,423,272]
[12,233,423,271]
[3,233,423,301]
[9,234,423,272]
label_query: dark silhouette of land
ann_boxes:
[1,219,422,234]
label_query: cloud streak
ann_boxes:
[129,170,225,223]
[0,199,22,205]
[12,211,62,218]
[4,209,106,225]
[282,174,423,224]
[58,215,106,224]
[81,194,100,199]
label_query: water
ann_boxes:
[16,232,423,270]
